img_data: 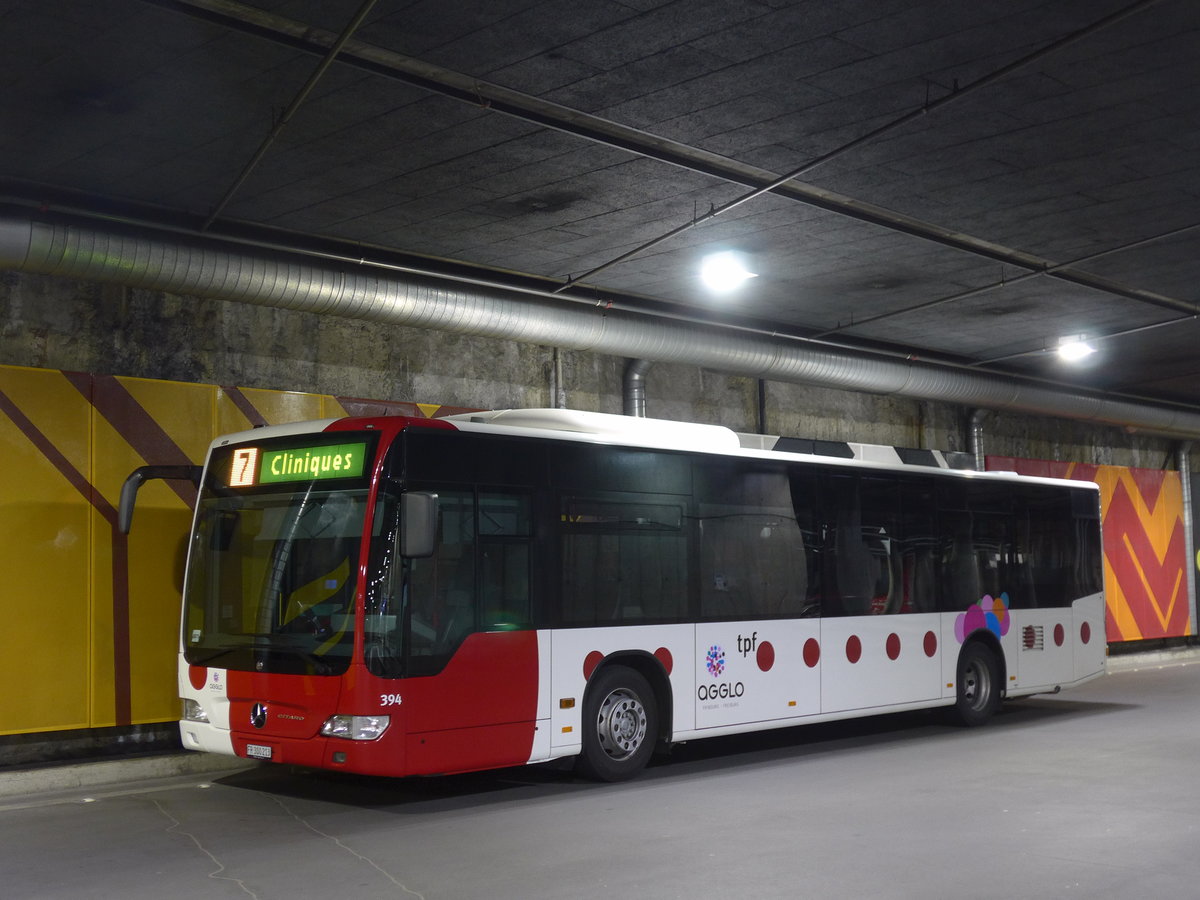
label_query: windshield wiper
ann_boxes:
[189,646,250,665]
[268,646,334,675]
[191,635,336,674]
[245,633,335,674]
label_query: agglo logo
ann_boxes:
[705,645,726,677]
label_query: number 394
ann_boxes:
[379,693,403,707]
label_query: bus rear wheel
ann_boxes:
[576,666,658,782]
[955,641,1001,726]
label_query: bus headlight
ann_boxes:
[182,699,209,723]
[320,715,390,741]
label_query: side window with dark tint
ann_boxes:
[553,445,690,495]
[972,512,1011,600]
[822,475,901,616]
[696,462,810,620]
[938,509,980,610]
[859,478,902,614]
[1070,488,1104,599]
[478,491,532,631]
[898,479,938,614]
[1020,487,1101,608]
[405,490,476,674]
[1026,492,1069,607]
[560,496,687,625]
[936,480,1020,611]
[788,468,824,617]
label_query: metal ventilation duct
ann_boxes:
[4,210,1200,438]
[623,359,653,418]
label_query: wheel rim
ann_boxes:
[962,657,991,711]
[595,688,648,761]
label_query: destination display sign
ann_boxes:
[227,441,368,487]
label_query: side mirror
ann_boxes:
[400,492,439,558]
[119,465,203,533]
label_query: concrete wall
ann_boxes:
[0,269,1178,467]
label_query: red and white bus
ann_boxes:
[124,408,1106,781]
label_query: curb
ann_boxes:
[0,752,258,800]
[1105,648,1200,673]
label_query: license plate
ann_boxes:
[245,743,273,760]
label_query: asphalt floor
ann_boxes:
[2,647,1198,899]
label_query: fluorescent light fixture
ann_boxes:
[1057,335,1096,362]
[700,251,757,292]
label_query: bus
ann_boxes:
[122,408,1106,781]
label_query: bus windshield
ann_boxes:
[183,462,371,676]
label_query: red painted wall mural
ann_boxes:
[989,457,1190,642]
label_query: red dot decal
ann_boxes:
[188,665,207,691]
[846,635,862,664]
[583,650,604,680]
[803,638,821,668]
[654,646,674,675]
[1080,622,1091,645]
[924,631,938,657]
[1054,623,1065,647]
[886,633,901,660]
[756,640,775,672]
[1023,626,1036,650]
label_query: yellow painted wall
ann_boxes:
[0,367,92,734]
[0,364,449,736]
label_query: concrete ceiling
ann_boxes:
[3,0,1199,413]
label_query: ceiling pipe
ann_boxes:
[550,348,567,410]
[6,210,1200,438]
[623,359,653,418]
[968,409,990,472]
[1178,442,1197,633]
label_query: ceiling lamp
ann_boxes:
[700,251,757,292]
[1057,335,1097,362]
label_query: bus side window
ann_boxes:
[938,481,1023,610]
[899,479,937,613]
[822,475,901,616]
[478,491,532,631]
[407,490,475,670]
[364,494,399,676]
[940,511,980,609]
[1070,488,1103,598]
[1009,505,1037,607]
[1022,489,1101,607]
[560,496,687,625]
[697,464,808,621]
[787,468,823,617]
[973,512,1012,601]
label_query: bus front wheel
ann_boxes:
[955,641,1001,726]
[576,666,658,782]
